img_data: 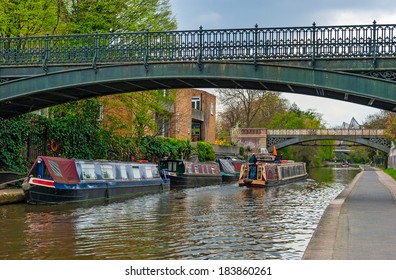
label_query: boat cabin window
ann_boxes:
[101,164,114,179]
[194,165,199,173]
[119,165,128,179]
[131,166,141,178]
[81,163,97,180]
[211,166,216,174]
[144,166,153,178]
[187,164,192,173]
[28,160,51,179]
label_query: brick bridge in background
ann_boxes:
[236,128,392,153]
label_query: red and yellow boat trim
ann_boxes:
[29,177,55,188]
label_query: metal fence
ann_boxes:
[1,22,395,66]
[238,128,385,136]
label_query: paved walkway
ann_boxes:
[303,166,396,259]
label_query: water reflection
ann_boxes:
[0,167,360,260]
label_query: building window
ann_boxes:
[210,102,214,115]
[192,96,201,110]
[192,122,201,141]
[157,117,170,137]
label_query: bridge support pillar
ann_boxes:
[237,128,267,153]
[388,143,396,169]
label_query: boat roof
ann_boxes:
[38,156,80,185]
[33,156,157,185]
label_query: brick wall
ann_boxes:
[171,89,216,144]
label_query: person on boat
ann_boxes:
[248,153,257,179]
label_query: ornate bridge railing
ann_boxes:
[266,129,385,136]
[237,128,391,153]
[238,128,386,136]
[1,22,395,67]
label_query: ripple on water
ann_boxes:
[0,168,359,260]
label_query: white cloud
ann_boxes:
[196,11,222,27]
[316,9,396,25]
[281,93,381,127]
[171,1,391,128]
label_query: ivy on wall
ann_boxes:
[0,116,29,172]
[0,114,214,173]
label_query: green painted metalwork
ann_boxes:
[237,128,391,153]
[1,22,396,118]
[1,22,396,66]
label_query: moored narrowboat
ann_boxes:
[159,159,222,188]
[216,158,240,182]
[239,153,308,188]
[22,156,170,204]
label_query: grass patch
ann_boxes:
[384,168,396,180]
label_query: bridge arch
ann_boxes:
[271,135,391,154]
[2,62,396,118]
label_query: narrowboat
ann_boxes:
[239,153,308,188]
[216,158,240,182]
[22,156,170,204]
[159,159,222,188]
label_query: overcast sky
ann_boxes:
[169,0,396,127]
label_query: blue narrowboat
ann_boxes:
[22,156,170,204]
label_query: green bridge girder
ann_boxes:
[1,61,396,118]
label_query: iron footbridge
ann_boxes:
[237,128,392,153]
[2,21,396,118]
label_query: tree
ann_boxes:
[0,0,66,37]
[100,90,175,138]
[217,89,288,128]
[363,110,390,129]
[385,113,396,142]
[64,0,125,33]
[117,0,177,32]
[64,0,177,33]
[268,103,330,167]
[43,0,178,139]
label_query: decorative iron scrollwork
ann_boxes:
[360,71,396,81]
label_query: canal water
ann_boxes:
[0,167,360,260]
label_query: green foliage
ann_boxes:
[65,0,176,34]
[0,116,29,172]
[66,0,124,33]
[117,0,177,32]
[112,90,175,139]
[239,146,245,158]
[134,136,194,163]
[47,99,108,159]
[269,103,332,167]
[0,0,64,37]
[384,168,396,181]
[196,141,216,162]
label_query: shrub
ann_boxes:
[196,141,216,162]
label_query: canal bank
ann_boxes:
[0,188,25,205]
[303,165,396,260]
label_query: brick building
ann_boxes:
[101,88,217,144]
[165,89,216,144]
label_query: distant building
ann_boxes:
[101,88,216,144]
[159,89,216,144]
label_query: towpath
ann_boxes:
[303,166,396,259]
